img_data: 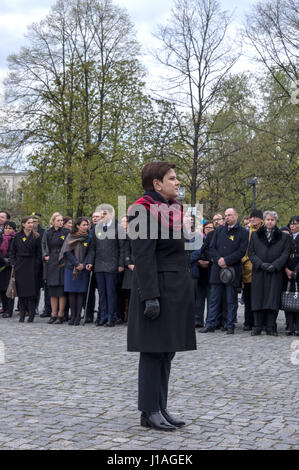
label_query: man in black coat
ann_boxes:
[201,208,249,334]
[249,211,290,335]
[86,205,125,327]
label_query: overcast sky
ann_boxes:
[0,0,255,94]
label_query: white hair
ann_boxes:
[263,210,278,221]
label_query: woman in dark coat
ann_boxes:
[248,210,290,335]
[127,161,196,431]
[284,216,299,335]
[10,216,42,323]
[59,217,90,326]
[42,212,70,324]
[0,221,16,317]
[120,215,134,322]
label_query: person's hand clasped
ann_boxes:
[261,262,270,271]
[76,263,84,271]
[144,298,160,321]
[265,264,275,273]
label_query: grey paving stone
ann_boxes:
[0,304,298,450]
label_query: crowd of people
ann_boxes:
[0,205,298,336]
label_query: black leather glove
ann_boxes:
[265,264,275,273]
[261,263,271,270]
[144,298,160,321]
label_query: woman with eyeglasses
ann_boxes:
[284,216,299,335]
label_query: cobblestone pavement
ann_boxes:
[0,303,298,450]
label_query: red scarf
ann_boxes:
[0,231,16,256]
[129,191,183,232]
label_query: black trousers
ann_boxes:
[0,291,14,315]
[285,311,299,332]
[19,296,36,321]
[243,283,254,327]
[254,310,278,333]
[138,352,175,413]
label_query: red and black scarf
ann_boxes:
[129,191,183,232]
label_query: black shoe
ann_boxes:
[199,327,215,333]
[84,318,94,324]
[140,412,177,431]
[95,319,107,326]
[40,312,51,318]
[27,317,34,323]
[226,329,234,335]
[286,330,294,336]
[221,326,227,332]
[115,318,123,325]
[57,317,64,324]
[19,316,25,323]
[2,312,12,318]
[48,316,57,324]
[294,331,299,336]
[195,322,204,328]
[105,322,115,327]
[68,320,75,325]
[161,409,185,427]
[243,325,252,331]
[251,329,261,336]
[266,331,278,336]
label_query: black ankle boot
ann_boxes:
[140,411,177,431]
[161,409,185,427]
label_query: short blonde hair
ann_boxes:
[50,212,62,226]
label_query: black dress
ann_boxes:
[42,227,69,297]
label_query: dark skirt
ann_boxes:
[64,268,89,293]
[48,285,65,297]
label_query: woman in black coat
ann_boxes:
[127,161,196,431]
[59,217,90,326]
[0,221,16,317]
[284,216,299,335]
[248,210,290,335]
[42,213,69,324]
[10,216,42,323]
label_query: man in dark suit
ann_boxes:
[200,208,249,334]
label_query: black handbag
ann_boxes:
[281,281,299,313]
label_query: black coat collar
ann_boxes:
[256,225,282,246]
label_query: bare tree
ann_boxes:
[244,0,299,99]
[153,0,239,204]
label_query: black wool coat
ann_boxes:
[10,231,42,298]
[248,225,290,312]
[0,237,14,291]
[127,191,197,353]
[42,227,70,286]
[209,223,249,287]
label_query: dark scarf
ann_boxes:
[129,190,183,231]
[58,231,89,277]
[0,231,16,256]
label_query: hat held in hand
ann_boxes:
[220,267,235,284]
